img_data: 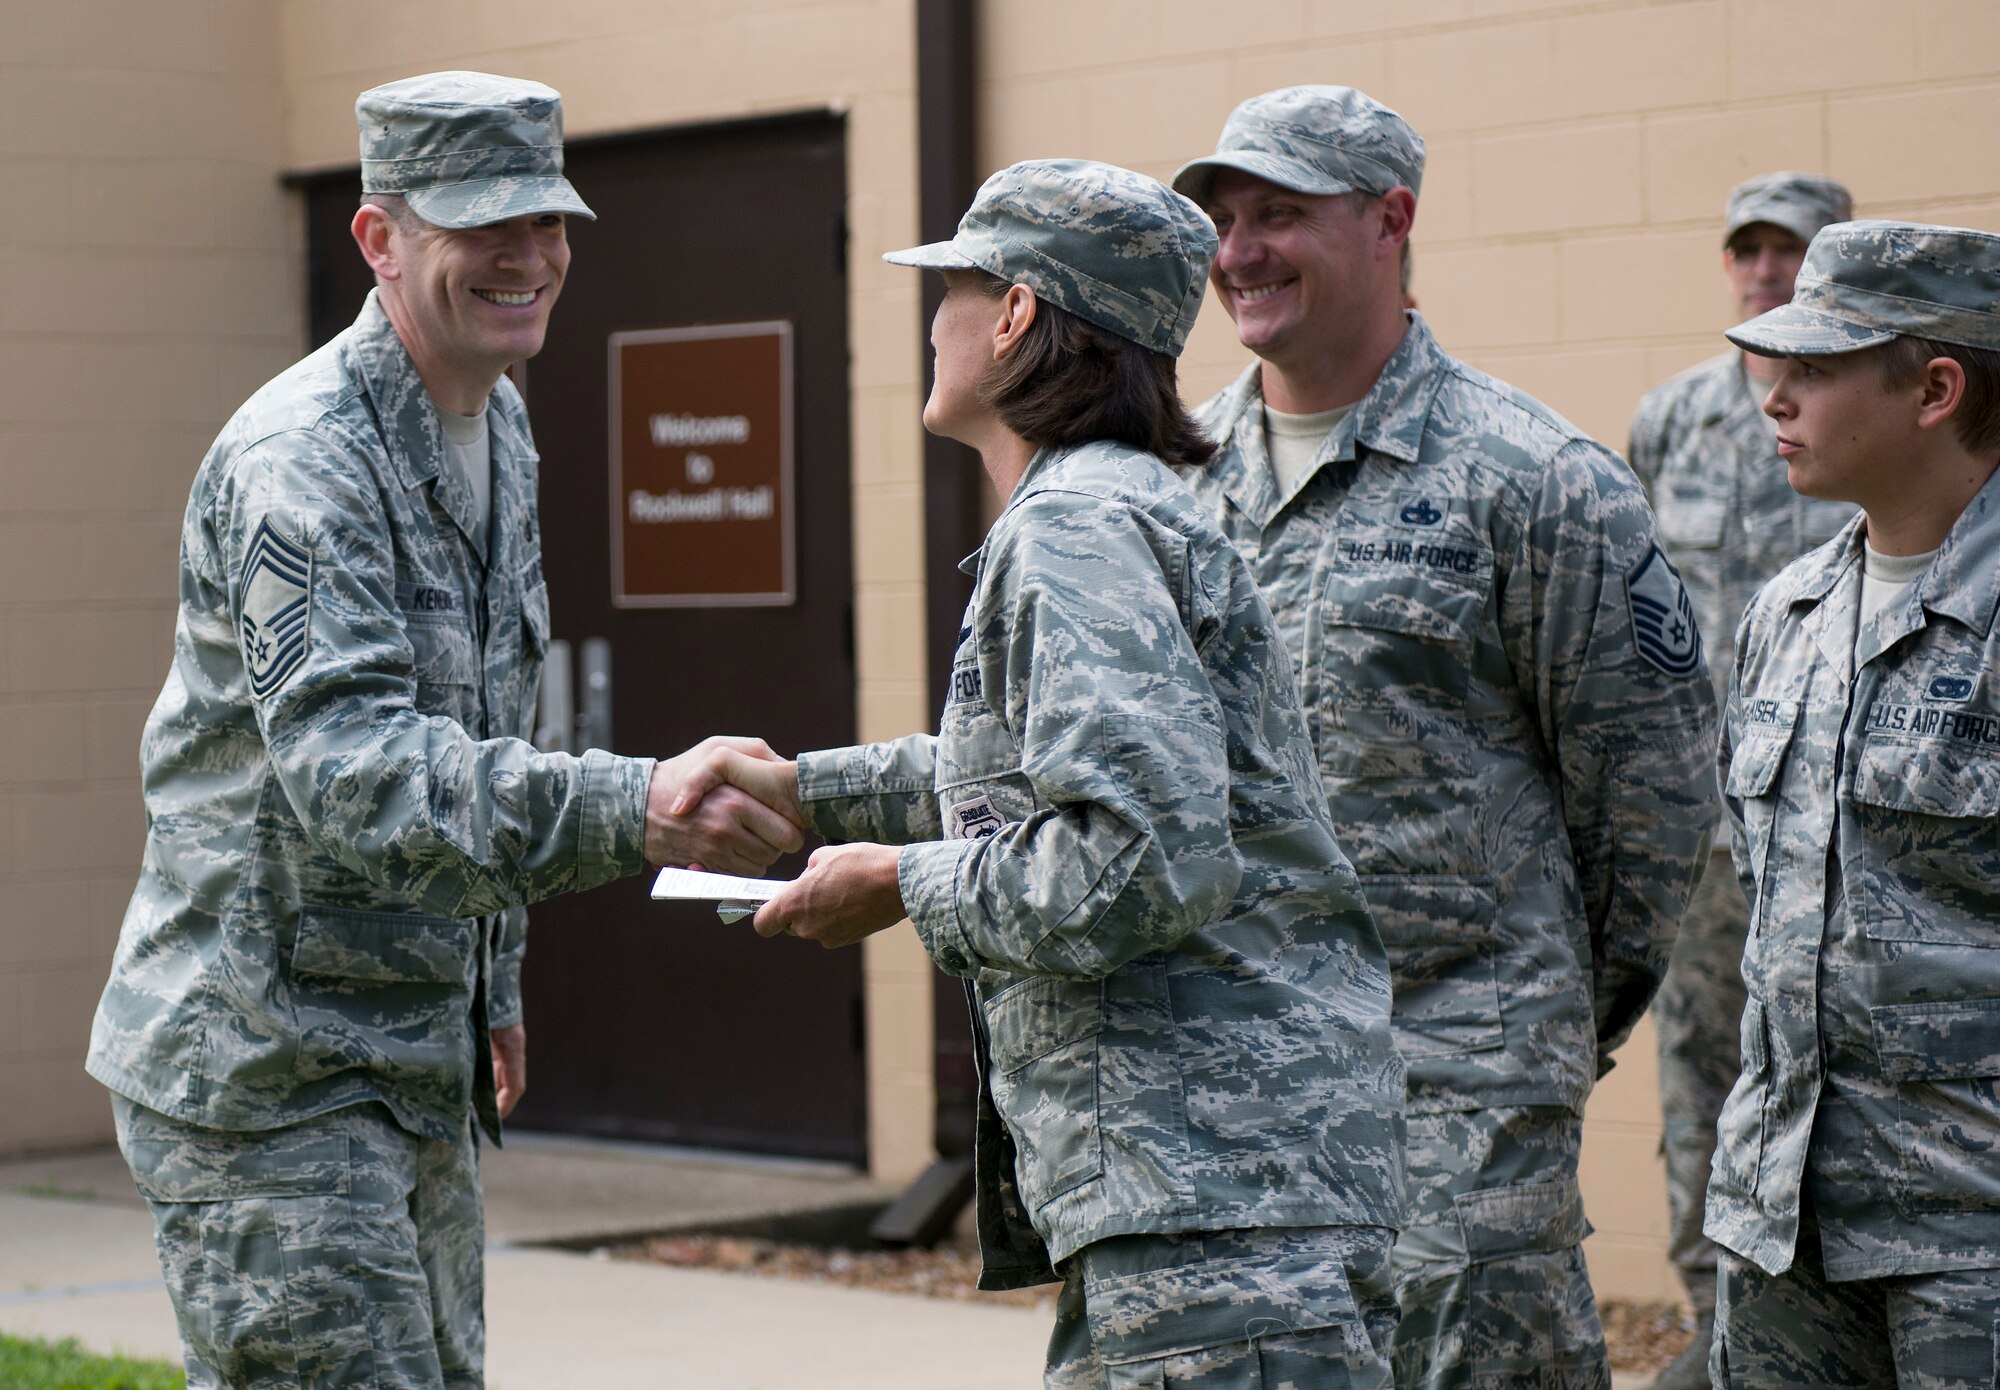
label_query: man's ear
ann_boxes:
[351,203,401,280]
[993,284,1038,359]
[1915,355,1969,435]
[1377,186,1416,259]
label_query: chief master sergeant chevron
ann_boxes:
[85,72,802,1390]
[1173,86,1717,1388]
[1707,222,2000,1388]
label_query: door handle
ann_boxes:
[577,636,614,753]
[534,638,574,753]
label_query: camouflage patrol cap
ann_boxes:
[1728,220,2000,357]
[1171,86,1425,206]
[357,71,594,229]
[1724,171,1852,247]
[883,158,1216,358]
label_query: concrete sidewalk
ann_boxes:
[0,1136,1051,1388]
[0,1140,1654,1387]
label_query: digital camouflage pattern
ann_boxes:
[1714,1205,2000,1388]
[1722,171,1853,246]
[799,439,1405,1286]
[1710,464,2000,1283]
[1729,220,2000,357]
[1628,351,1854,1314]
[358,70,594,229]
[88,291,656,1148]
[1172,85,1426,205]
[1390,1106,1605,1388]
[1045,1226,1396,1389]
[116,1095,483,1389]
[884,159,1215,357]
[1181,314,1716,1384]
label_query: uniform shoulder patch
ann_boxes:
[239,519,312,698]
[1626,541,1702,678]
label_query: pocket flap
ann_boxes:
[1853,740,2000,819]
[982,976,1102,1076]
[1872,998,2000,1082]
[127,1133,350,1203]
[1455,1178,1591,1260]
[1725,723,1796,800]
[1089,1252,1359,1365]
[292,903,474,987]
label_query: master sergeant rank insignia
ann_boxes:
[1626,541,1702,679]
[239,518,311,698]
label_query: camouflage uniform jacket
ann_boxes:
[1628,350,1856,719]
[799,441,1405,1288]
[1709,467,2000,1281]
[1183,315,1718,1117]
[88,292,654,1147]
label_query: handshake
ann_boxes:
[642,737,907,949]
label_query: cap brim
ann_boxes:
[406,175,596,229]
[1171,151,1360,204]
[881,240,979,270]
[1725,302,1895,357]
[1724,211,1824,248]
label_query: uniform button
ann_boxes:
[940,949,968,972]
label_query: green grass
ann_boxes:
[0,1333,184,1390]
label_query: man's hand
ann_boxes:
[647,737,805,874]
[491,1024,526,1119]
[751,842,906,950]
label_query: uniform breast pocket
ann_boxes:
[982,975,1104,1211]
[407,617,479,721]
[1318,535,1490,777]
[1655,495,1727,552]
[1853,736,2000,948]
[1723,713,1799,914]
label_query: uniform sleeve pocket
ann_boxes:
[291,903,475,987]
[1872,998,2000,1082]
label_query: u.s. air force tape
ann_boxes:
[239,519,311,698]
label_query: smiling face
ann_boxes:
[1725,223,1810,321]
[1761,349,1917,507]
[1203,169,1391,368]
[363,204,571,409]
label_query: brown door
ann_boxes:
[300,111,865,1163]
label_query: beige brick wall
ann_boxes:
[0,0,299,1156]
[979,0,2000,1303]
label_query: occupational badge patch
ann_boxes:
[1626,541,1702,678]
[239,519,311,698]
[946,794,1004,841]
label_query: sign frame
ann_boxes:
[606,319,797,609]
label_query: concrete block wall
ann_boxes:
[0,0,299,1156]
[978,0,2000,1303]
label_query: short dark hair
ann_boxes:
[972,274,1216,470]
[1876,335,2000,456]
[359,192,425,232]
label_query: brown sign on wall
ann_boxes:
[609,321,795,607]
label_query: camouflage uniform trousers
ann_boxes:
[1654,853,1751,1316]
[1389,1106,1608,1390]
[1045,1225,1397,1388]
[1714,1196,2000,1389]
[112,1093,483,1389]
